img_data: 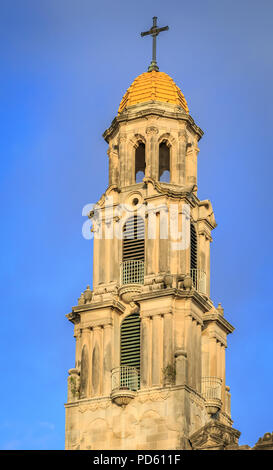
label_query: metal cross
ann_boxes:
[141,17,169,72]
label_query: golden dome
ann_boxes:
[118,70,189,114]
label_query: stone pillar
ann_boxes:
[103,323,113,395]
[184,315,192,387]
[74,327,81,370]
[107,147,119,186]
[92,326,102,396]
[158,207,169,273]
[152,314,162,385]
[145,126,159,180]
[140,316,150,388]
[175,349,188,385]
[146,209,156,275]
[80,328,91,398]
[119,135,127,186]
[177,131,187,185]
[163,312,173,369]
[209,336,217,377]
[196,323,202,393]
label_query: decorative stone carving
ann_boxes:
[67,368,80,402]
[183,275,192,291]
[145,126,159,135]
[118,284,142,304]
[84,285,92,303]
[253,432,273,450]
[78,293,85,305]
[190,420,241,450]
[111,389,137,407]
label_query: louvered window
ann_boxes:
[120,312,141,389]
[190,223,198,287]
[190,223,197,270]
[123,215,145,262]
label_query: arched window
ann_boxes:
[159,142,170,182]
[120,312,141,390]
[190,223,198,287]
[135,142,146,183]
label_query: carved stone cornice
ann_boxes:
[143,176,197,201]
[103,106,203,143]
[71,299,125,315]
[203,311,234,335]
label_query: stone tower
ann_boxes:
[65,66,241,450]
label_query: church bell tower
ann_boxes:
[65,18,240,450]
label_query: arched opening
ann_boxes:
[122,215,145,284]
[190,223,198,287]
[159,142,170,182]
[120,312,141,390]
[135,142,146,183]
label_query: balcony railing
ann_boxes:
[191,269,206,294]
[201,376,222,401]
[111,366,139,392]
[120,260,144,285]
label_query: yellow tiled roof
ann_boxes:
[118,70,189,114]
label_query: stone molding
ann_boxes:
[103,105,203,143]
[203,311,234,336]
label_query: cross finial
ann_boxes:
[141,17,169,72]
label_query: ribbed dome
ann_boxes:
[118,70,189,114]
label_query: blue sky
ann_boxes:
[0,0,273,449]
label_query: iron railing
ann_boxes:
[112,366,139,392]
[191,269,206,294]
[201,376,222,401]
[120,260,144,285]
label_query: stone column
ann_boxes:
[92,326,102,396]
[146,209,156,275]
[175,349,188,385]
[163,312,173,369]
[107,147,119,186]
[152,314,162,386]
[196,323,202,393]
[145,126,159,180]
[74,327,81,370]
[80,327,91,398]
[119,135,127,186]
[103,323,113,395]
[177,131,187,185]
[184,315,192,387]
[158,207,169,273]
[140,316,150,388]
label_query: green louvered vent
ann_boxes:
[190,223,198,286]
[123,215,145,261]
[120,312,140,389]
[190,223,197,270]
